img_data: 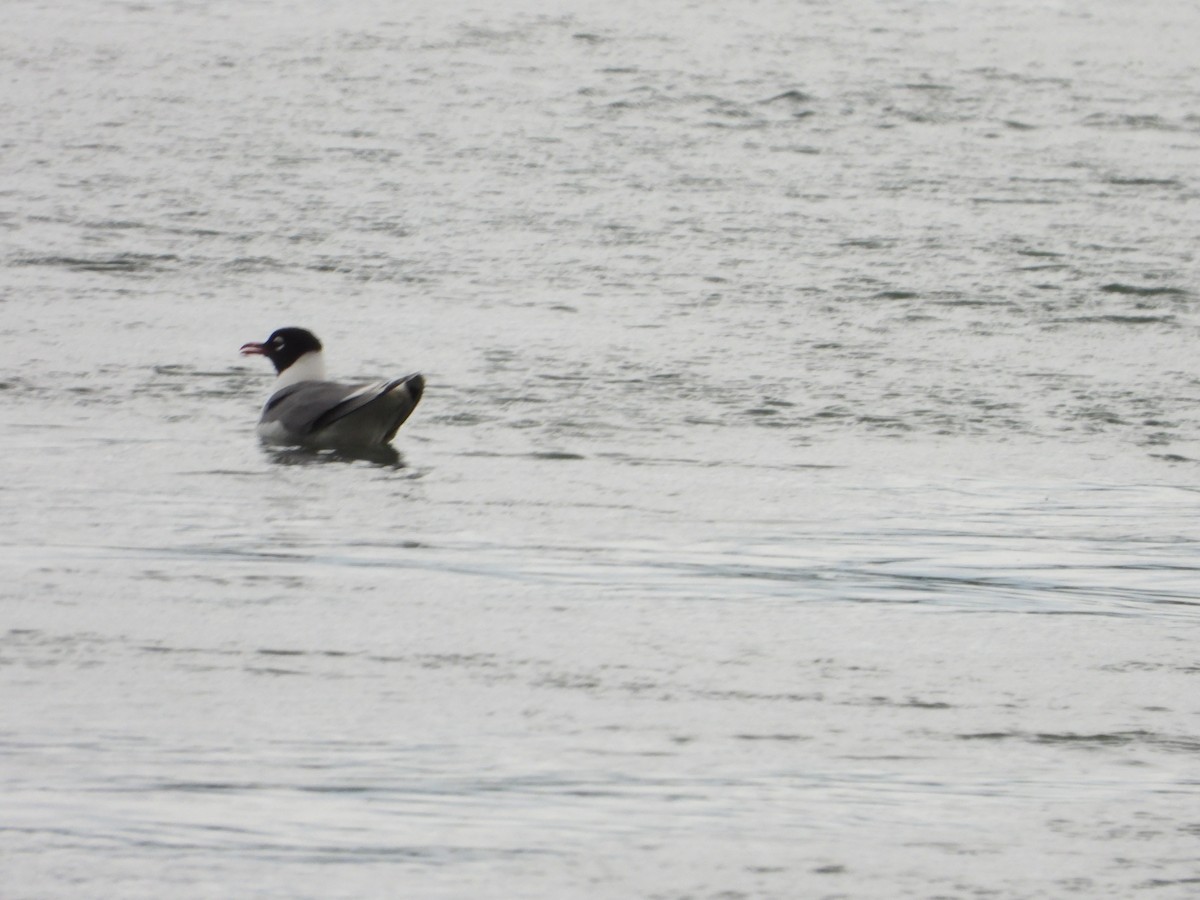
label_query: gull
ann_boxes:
[240,327,423,450]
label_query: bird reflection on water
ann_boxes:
[262,444,406,468]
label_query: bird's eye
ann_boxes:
[273,337,285,349]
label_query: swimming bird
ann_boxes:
[240,327,424,449]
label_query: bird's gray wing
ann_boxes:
[261,380,376,436]
[309,377,422,435]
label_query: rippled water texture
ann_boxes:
[3,0,1200,897]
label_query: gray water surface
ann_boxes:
[4,1,1200,897]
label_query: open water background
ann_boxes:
[3,0,1200,896]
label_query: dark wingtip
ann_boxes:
[378,374,424,445]
[405,373,425,406]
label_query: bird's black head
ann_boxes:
[240,327,323,374]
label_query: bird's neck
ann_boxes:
[275,350,327,389]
